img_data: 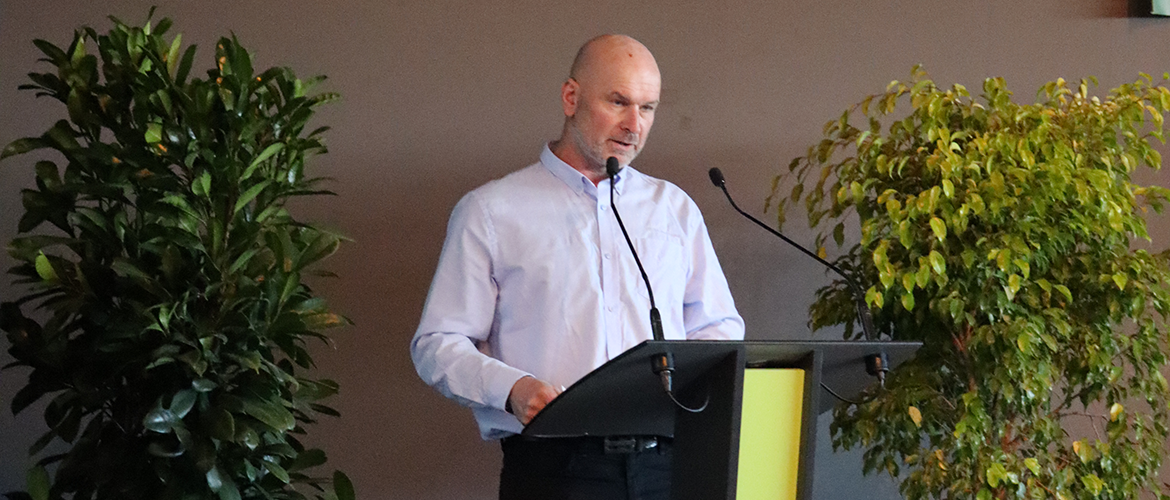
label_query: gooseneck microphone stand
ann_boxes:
[708,167,889,387]
[606,157,704,412]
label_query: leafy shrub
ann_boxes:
[1,12,353,500]
[772,67,1170,499]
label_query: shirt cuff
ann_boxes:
[485,363,532,413]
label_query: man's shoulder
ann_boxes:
[627,167,697,206]
[466,161,549,201]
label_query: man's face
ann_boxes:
[562,49,661,171]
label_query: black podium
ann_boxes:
[523,340,920,500]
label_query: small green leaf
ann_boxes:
[144,406,178,433]
[171,389,197,419]
[986,462,1007,488]
[902,293,915,311]
[1112,273,1128,290]
[865,287,883,308]
[1024,457,1040,475]
[3,137,48,159]
[1055,284,1072,302]
[193,379,218,392]
[33,39,68,64]
[1005,274,1021,302]
[1081,473,1104,495]
[145,122,163,143]
[166,34,183,75]
[206,407,235,441]
[233,180,271,215]
[240,396,295,431]
[193,170,212,197]
[27,465,50,500]
[34,253,58,281]
[263,459,290,483]
[902,271,916,292]
[928,251,946,275]
[1013,259,1030,279]
[930,217,947,242]
[287,449,328,472]
[245,143,285,178]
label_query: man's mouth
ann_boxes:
[610,139,635,149]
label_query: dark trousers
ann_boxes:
[499,435,672,500]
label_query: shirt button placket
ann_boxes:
[598,193,622,358]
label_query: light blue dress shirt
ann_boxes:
[411,145,745,439]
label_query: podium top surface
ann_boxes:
[522,339,920,438]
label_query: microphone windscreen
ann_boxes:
[606,157,620,178]
[708,168,725,187]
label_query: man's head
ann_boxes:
[552,35,661,182]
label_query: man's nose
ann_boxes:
[619,107,642,135]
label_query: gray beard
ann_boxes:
[568,123,610,177]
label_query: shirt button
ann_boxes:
[607,305,615,312]
[600,205,607,211]
[604,253,611,259]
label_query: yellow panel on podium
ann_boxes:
[736,369,805,500]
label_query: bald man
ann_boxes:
[411,35,744,500]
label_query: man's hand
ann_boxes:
[507,376,561,425]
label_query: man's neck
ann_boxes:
[549,140,606,186]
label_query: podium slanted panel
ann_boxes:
[523,340,921,500]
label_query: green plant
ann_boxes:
[0,12,354,500]
[771,67,1170,499]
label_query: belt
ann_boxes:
[502,434,670,454]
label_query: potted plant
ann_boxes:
[1,11,353,500]
[770,66,1170,499]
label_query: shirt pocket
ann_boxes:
[632,228,687,338]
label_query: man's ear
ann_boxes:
[561,78,579,118]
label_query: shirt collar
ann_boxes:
[541,144,627,196]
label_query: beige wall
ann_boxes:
[2,0,1168,498]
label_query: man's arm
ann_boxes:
[410,192,533,413]
[680,199,746,340]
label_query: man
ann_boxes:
[411,34,744,499]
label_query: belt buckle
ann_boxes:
[641,437,658,451]
[603,436,637,454]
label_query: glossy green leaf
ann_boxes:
[144,406,178,433]
[928,251,945,276]
[145,122,163,143]
[334,470,355,500]
[2,137,48,159]
[240,396,295,431]
[34,253,58,281]
[245,142,285,177]
[233,180,271,215]
[929,217,946,242]
[1113,272,1128,290]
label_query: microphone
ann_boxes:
[606,157,677,397]
[709,168,889,386]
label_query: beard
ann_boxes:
[567,119,640,178]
